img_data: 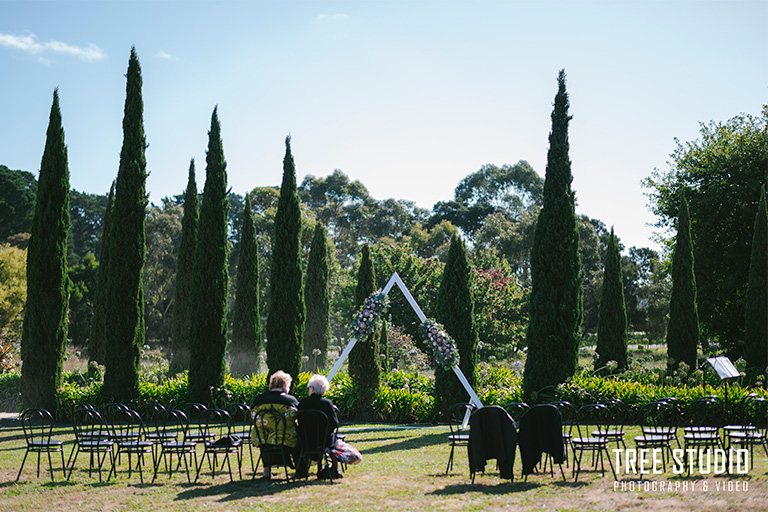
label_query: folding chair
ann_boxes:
[67,407,115,482]
[571,404,617,481]
[194,408,242,482]
[107,408,154,483]
[16,408,66,482]
[152,409,198,483]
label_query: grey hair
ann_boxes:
[308,374,330,396]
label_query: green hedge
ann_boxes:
[1,364,763,424]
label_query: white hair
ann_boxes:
[308,374,330,396]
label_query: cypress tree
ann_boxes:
[101,48,147,403]
[435,234,478,416]
[596,228,628,372]
[350,244,380,417]
[266,136,305,380]
[666,191,699,373]
[20,89,71,411]
[169,160,198,375]
[230,192,261,376]
[744,186,768,378]
[88,181,114,364]
[188,108,229,404]
[523,69,582,402]
[303,221,331,373]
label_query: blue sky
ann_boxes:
[1,0,766,252]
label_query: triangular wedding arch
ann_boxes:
[326,272,483,409]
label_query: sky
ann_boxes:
[1,0,766,253]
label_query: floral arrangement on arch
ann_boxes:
[349,291,390,340]
[420,319,460,371]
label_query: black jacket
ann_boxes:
[468,406,517,480]
[517,404,565,475]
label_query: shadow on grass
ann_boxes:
[429,478,587,496]
[174,475,336,503]
[358,432,446,455]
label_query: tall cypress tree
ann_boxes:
[188,108,229,404]
[596,228,628,372]
[20,89,71,411]
[266,136,305,380]
[101,48,147,403]
[88,181,114,364]
[350,243,379,417]
[169,160,198,375]
[435,235,477,416]
[744,186,767,378]
[667,192,699,373]
[231,192,261,376]
[523,69,582,402]
[303,221,331,373]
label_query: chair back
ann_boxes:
[296,409,330,461]
[685,396,724,428]
[573,404,610,441]
[447,402,476,434]
[180,402,208,427]
[226,402,252,438]
[72,407,110,443]
[518,404,565,474]
[158,409,187,442]
[108,408,146,443]
[21,408,55,446]
[744,397,768,432]
[467,406,517,480]
[253,407,289,447]
[201,408,235,444]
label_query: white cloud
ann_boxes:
[155,50,176,60]
[0,32,105,62]
[316,13,349,22]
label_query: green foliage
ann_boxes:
[88,182,113,363]
[101,48,147,403]
[596,228,628,372]
[0,371,21,411]
[349,244,380,417]
[303,221,331,372]
[68,253,98,346]
[231,193,261,376]
[170,162,198,374]
[266,136,305,380]
[471,248,528,359]
[644,106,768,351]
[666,192,699,373]
[745,186,768,378]
[434,235,477,416]
[0,244,26,345]
[143,200,182,345]
[523,70,582,402]
[188,108,229,404]
[0,165,36,241]
[67,189,109,267]
[20,89,71,411]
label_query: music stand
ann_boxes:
[707,356,740,422]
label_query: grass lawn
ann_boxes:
[2,418,768,512]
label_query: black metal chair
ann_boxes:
[194,408,242,482]
[683,396,724,472]
[503,402,530,423]
[227,402,254,474]
[445,402,476,474]
[571,404,617,481]
[16,408,66,482]
[67,407,115,482]
[549,400,576,467]
[634,400,678,473]
[295,409,336,482]
[180,402,214,445]
[727,396,768,469]
[252,406,295,482]
[595,398,626,451]
[152,409,198,483]
[518,404,566,481]
[106,408,154,483]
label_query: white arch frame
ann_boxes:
[326,272,483,409]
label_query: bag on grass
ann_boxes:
[331,439,362,465]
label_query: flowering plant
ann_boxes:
[419,319,460,371]
[349,291,390,341]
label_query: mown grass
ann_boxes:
[2,419,768,512]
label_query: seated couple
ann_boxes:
[251,370,343,480]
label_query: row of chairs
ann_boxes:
[447,395,768,482]
[17,401,341,485]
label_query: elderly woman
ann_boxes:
[298,374,342,479]
[251,370,300,479]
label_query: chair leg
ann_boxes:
[16,450,29,481]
